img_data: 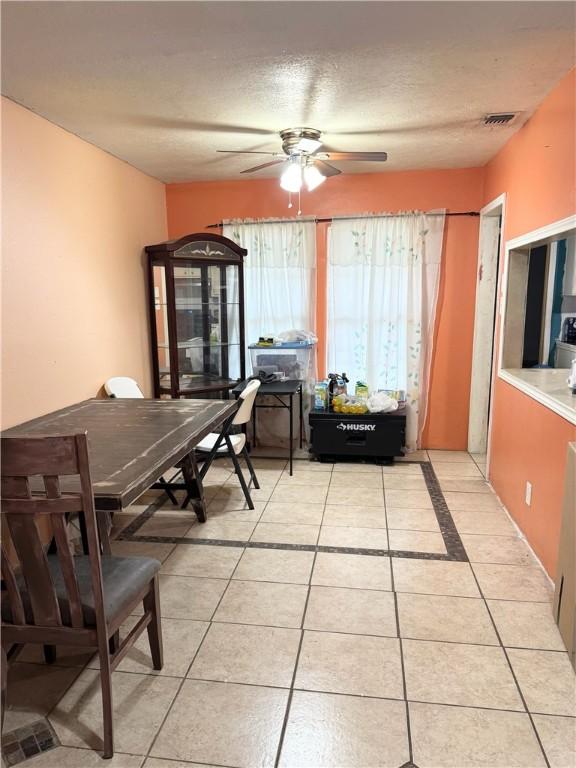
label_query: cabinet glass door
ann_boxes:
[151,264,173,392]
[173,263,241,389]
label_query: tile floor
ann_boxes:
[3,451,576,768]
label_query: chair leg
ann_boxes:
[241,447,260,489]
[226,436,254,510]
[143,575,163,671]
[198,429,228,481]
[97,640,114,759]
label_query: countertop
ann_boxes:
[500,367,576,424]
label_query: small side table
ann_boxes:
[232,379,304,475]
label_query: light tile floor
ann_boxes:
[3,452,576,768]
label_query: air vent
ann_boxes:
[483,112,518,126]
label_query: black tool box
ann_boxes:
[309,407,407,463]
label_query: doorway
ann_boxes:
[522,245,548,367]
[467,195,505,459]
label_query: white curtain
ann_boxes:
[327,212,445,449]
[223,218,317,347]
[223,218,317,447]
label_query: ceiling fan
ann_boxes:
[217,127,388,193]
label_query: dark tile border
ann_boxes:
[120,492,172,537]
[119,461,468,563]
[120,533,461,561]
[1,719,59,766]
[421,462,468,561]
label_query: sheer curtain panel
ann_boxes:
[223,218,317,447]
[327,212,445,449]
[223,218,317,345]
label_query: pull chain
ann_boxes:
[287,191,293,209]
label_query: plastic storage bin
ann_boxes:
[249,342,315,381]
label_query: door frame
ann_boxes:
[468,194,506,467]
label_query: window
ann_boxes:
[223,219,316,346]
[499,219,576,424]
[502,234,576,370]
[326,213,445,448]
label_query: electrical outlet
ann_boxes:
[525,482,532,506]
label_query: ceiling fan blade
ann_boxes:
[241,159,287,174]
[188,122,272,136]
[329,119,477,137]
[217,150,279,156]
[124,116,274,135]
[314,160,342,177]
[321,151,388,162]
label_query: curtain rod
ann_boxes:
[206,211,479,229]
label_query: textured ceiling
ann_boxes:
[2,1,574,182]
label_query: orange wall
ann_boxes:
[490,383,575,577]
[484,69,575,241]
[484,69,576,577]
[167,168,484,449]
[1,98,168,428]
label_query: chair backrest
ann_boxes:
[104,377,144,399]
[0,434,107,632]
[233,379,261,426]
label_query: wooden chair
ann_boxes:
[0,433,163,759]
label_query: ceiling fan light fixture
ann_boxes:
[280,162,303,192]
[303,164,326,191]
[295,137,322,153]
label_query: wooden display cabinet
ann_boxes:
[145,233,246,398]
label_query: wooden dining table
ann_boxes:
[2,397,237,521]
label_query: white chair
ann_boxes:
[103,376,178,505]
[195,379,261,510]
[104,376,145,399]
